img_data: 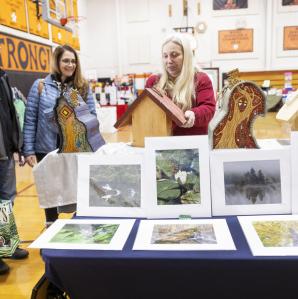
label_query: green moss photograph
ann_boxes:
[49,223,119,244]
[253,220,298,247]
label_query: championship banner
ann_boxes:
[0,33,51,73]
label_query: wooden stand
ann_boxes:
[276,90,298,132]
[292,115,298,131]
[115,88,186,147]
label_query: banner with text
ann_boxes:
[0,33,52,72]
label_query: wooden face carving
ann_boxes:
[211,82,266,149]
[237,98,247,112]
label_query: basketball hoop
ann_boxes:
[59,16,86,37]
[59,15,86,26]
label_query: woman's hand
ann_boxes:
[18,154,26,167]
[25,155,37,167]
[181,110,195,128]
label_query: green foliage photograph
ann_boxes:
[50,223,119,244]
[155,149,200,205]
[253,220,298,247]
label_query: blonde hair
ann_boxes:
[51,44,88,98]
[157,33,197,111]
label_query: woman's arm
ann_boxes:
[191,72,216,128]
[23,79,40,156]
[145,74,160,88]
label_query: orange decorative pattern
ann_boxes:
[209,70,266,149]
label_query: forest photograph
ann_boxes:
[89,164,141,207]
[223,159,281,205]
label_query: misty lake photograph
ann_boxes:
[223,159,281,205]
[89,164,141,207]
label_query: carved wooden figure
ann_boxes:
[55,89,105,153]
[114,88,186,147]
[209,69,266,149]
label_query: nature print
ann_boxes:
[151,224,216,244]
[49,224,119,244]
[89,164,141,207]
[155,149,200,205]
[224,160,281,205]
[253,220,298,247]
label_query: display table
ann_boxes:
[42,216,298,299]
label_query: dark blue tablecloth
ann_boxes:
[42,216,298,299]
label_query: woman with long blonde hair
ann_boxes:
[146,33,216,135]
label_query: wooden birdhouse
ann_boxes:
[114,88,186,147]
[209,69,266,149]
[276,90,298,131]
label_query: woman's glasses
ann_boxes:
[61,59,77,65]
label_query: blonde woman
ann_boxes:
[146,33,216,135]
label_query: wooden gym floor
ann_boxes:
[0,115,290,298]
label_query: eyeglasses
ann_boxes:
[61,59,77,65]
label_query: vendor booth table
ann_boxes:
[42,216,298,299]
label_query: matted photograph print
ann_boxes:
[29,219,135,250]
[210,148,291,216]
[77,154,145,217]
[133,219,235,251]
[238,215,298,256]
[224,159,281,205]
[144,136,211,218]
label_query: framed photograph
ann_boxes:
[278,0,298,13]
[238,215,298,256]
[77,154,145,218]
[29,219,135,250]
[283,26,298,51]
[144,136,211,218]
[282,0,298,5]
[202,67,220,94]
[210,148,291,216]
[212,0,259,16]
[218,29,253,54]
[213,0,248,10]
[133,219,236,251]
